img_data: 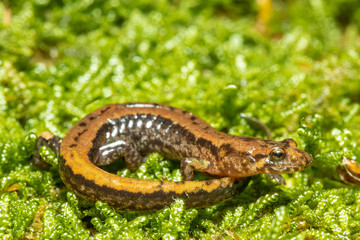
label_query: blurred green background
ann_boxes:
[1,0,360,239]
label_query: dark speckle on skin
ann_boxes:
[205,180,212,185]
[254,153,267,160]
[209,145,218,159]
[78,129,88,137]
[184,130,196,143]
[220,143,233,154]
[100,106,111,114]
[242,137,255,141]
[258,143,269,149]
[196,137,211,148]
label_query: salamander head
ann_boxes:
[219,138,312,178]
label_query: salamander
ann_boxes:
[32,103,312,210]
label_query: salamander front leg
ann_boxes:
[267,174,286,185]
[93,138,143,171]
[181,158,194,181]
[31,131,62,169]
[181,158,211,181]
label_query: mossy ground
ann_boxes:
[1,0,360,239]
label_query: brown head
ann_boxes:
[217,137,312,178]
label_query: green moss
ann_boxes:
[0,192,39,239]
[1,0,360,239]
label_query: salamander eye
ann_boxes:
[269,147,286,162]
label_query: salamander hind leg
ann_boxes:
[181,158,211,181]
[93,137,143,171]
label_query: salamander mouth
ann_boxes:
[264,165,307,174]
[259,153,311,175]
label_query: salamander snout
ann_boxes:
[251,139,312,175]
[266,144,312,174]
